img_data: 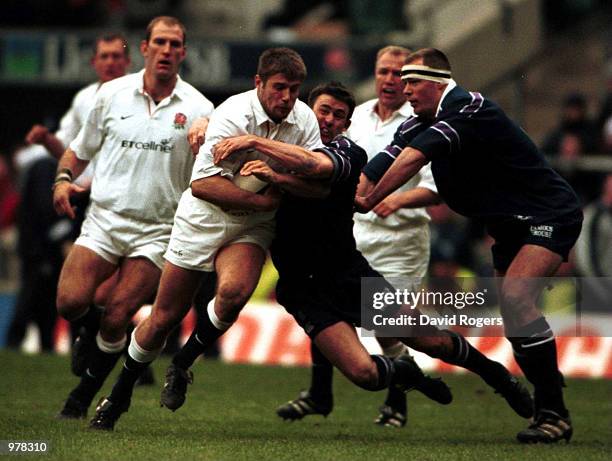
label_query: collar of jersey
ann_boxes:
[368,98,414,121]
[133,69,186,101]
[435,78,457,117]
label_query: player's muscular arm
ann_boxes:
[52,148,89,219]
[356,173,375,197]
[57,148,89,180]
[190,175,279,211]
[214,135,334,179]
[26,124,66,159]
[240,160,330,198]
[356,147,428,213]
[372,187,441,218]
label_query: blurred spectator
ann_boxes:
[0,154,19,280]
[263,0,350,41]
[263,0,406,41]
[6,146,70,352]
[596,62,612,137]
[575,174,612,275]
[542,93,603,203]
[541,92,599,156]
[123,0,183,28]
[574,174,612,311]
[602,116,612,154]
[0,155,19,231]
[2,0,108,27]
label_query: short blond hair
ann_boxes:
[376,45,411,65]
[145,16,187,45]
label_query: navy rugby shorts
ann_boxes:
[487,210,583,272]
[276,257,387,339]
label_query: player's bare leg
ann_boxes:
[499,245,572,443]
[160,243,266,411]
[59,257,160,420]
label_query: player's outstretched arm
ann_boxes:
[240,160,329,198]
[356,147,428,213]
[214,135,334,179]
[372,187,441,218]
[26,124,66,159]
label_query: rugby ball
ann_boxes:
[222,148,271,193]
[232,173,269,193]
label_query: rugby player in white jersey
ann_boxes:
[52,16,214,422]
[26,34,131,162]
[24,33,131,378]
[86,47,322,431]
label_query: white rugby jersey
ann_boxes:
[347,98,437,229]
[55,81,100,148]
[191,89,322,183]
[70,69,214,223]
[55,81,102,187]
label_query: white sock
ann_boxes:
[127,329,161,363]
[95,332,127,354]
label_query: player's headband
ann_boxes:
[401,64,451,84]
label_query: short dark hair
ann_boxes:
[406,48,451,71]
[308,81,356,121]
[145,16,187,45]
[257,47,307,83]
[94,33,129,57]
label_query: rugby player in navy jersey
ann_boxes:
[171,82,534,427]
[357,48,582,444]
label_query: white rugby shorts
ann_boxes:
[164,190,275,271]
[355,219,430,284]
[75,202,172,269]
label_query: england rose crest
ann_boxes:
[173,112,187,129]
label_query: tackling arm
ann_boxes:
[213,135,334,179]
[356,147,428,213]
[190,174,279,212]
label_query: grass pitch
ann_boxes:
[1,350,610,460]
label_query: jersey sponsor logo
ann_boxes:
[121,138,173,153]
[530,224,554,238]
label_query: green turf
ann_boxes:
[1,350,610,460]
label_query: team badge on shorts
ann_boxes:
[529,224,554,238]
[173,112,187,129]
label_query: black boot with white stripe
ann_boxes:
[276,390,333,421]
[516,410,573,443]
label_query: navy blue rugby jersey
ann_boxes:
[271,135,368,278]
[364,86,581,224]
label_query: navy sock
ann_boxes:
[172,273,221,369]
[172,333,206,370]
[72,305,102,336]
[370,355,395,391]
[510,317,567,416]
[384,383,407,412]
[71,344,122,406]
[108,356,149,405]
[309,343,333,402]
[443,330,509,388]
